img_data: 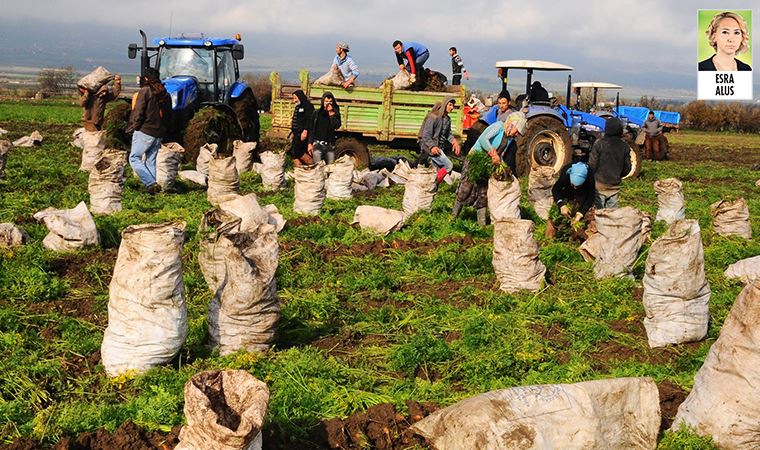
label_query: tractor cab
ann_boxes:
[571,81,622,117]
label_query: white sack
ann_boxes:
[33,201,99,251]
[79,130,106,172]
[178,170,207,186]
[70,127,86,148]
[313,65,345,86]
[325,155,354,199]
[207,156,241,206]
[101,222,187,376]
[233,140,257,175]
[488,175,521,223]
[12,131,43,148]
[390,70,413,90]
[725,255,760,285]
[594,207,643,279]
[402,166,437,218]
[197,143,218,176]
[293,162,326,215]
[156,142,184,191]
[88,150,127,215]
[711,198,752,239]
[77,66,114,92]
[654,178,685,224]
[528,166,555,220]
[0,223,29,247]
[352,206,405,236]
[259,151,286,191]
[493,219,546,293]
[643,220,710,348]
[0,140,9,179]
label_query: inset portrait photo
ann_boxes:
[698,10,752,71]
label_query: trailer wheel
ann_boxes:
[183,107,242,163]
[622,135,643,179]
[335,137,370,169]
[103,100,132,151]
[658,134,670,160]
[517,116,572,177]
[230,89,261,144]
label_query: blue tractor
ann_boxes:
[111,30,260,162]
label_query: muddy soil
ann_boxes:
[657,380,687,433]
[667,142,760,166]
[3,421,181,450]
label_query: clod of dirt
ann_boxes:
[658,380,687,432]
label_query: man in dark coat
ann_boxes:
[588,118,631,209]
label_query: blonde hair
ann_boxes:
[706,11,750,54]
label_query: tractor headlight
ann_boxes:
[158,39,166,46]
[203,40,212,47]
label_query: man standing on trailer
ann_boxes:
[449,47,469,85]
[393,40,429,89]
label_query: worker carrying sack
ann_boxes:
[488,175,522,223]
[233,140,257,175]
[643,220,710,348]
[528,166,555,220]
[325,155,355,199]
[176,370,269,450]
[412,377,660,450]
[671,281,760,449]
[208,156,241,206]
[711,198,752,239]
[259,151,286,191]
[199,200,280,355]
[88,150,127,215]
[79,130,106,172]
[156,142,185,192]
[725,255,760,285]
[101,222,187,376]
[402,166,437,218]
[493,219,546,293]
[77,66,114,92]
[654,178,685,223]
[352,206,406,236]
[34,201,100,251]
[593,207,643,279]
[293,161,326,215]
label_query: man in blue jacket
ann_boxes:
[334,42,359,89]
[393,40,429,89]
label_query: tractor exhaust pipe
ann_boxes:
[566,75,571,109]
[615,92,620,114]
[140,30,148,77]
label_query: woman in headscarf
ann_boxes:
[418,97,461,186]
[289,89,315,167]
[308,91,341,164]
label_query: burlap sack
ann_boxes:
[293,162,326,215]
[493,219,546,293]
[33,202,99,251]
[79,130,106,172]
[12,131,43,148]
[640,212,653,244]
[594,207,643,279]
[101,222,187,376]
[579,233,603,262]
[88,150,127,215]
[671,281,760,449]
[725,255,760,285]
[0,140,10,179]
[352,206,405,236]
[77,66,114,92]
[157,142,185,191]
[176,370,269,450]
[178,170,208,186]
[711,198,752,239]
[488,175,521,222]
[642,220,710,348]
[313,65,344,86]
[390,70,413,90]
[402,166,437,218]
[528,166,555,220]
[259,151,286,191]
[263,204,286,233]
[197,143,218,176]
[654,178,685,224]
[325,155,355,199]
[70,127,85,148]
[208,156,241,206]
[233,140,257,175]
[412,377,660,450]
[0,223,29,247]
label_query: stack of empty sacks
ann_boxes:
[0,223,29,247]
[671,280,760,448]
[156,142,185,192]
[199,194,281,355]
[101,222,187,376]
[642,220,710,348]
[411,377,660,449]
[176,370,269,450]
[88,150,128,215]
[711,198,752,239]
[293,161,326,215]
[33,202,100,251]
[493,219,546,293]
[654,178,686,223]
[208,155,241,206]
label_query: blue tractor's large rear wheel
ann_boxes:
[516,116,572,177]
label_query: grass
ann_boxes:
[1,97,757,448]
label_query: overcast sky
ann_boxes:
[0,0,757,100]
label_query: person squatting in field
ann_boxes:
[289,89,315,167]
[308,92,342,164]
[79,74,121,132]
[641,111,664,161]
[547,161,596,240]
[418,98,461,188]
[393,40,429,90]
[126,68,172,194]
[334,42,359,89]
[588,117,631,209]
[452,112,527,225]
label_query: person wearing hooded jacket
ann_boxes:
[289,89,315,167]
[308,92,342,164]
[588,117,631,209]
[418,98,461,186]
[126,67,171,194]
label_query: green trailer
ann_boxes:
[268,69,466,167]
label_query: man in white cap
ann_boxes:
[334,42,359,89]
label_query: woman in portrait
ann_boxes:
[699,11,752,71]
